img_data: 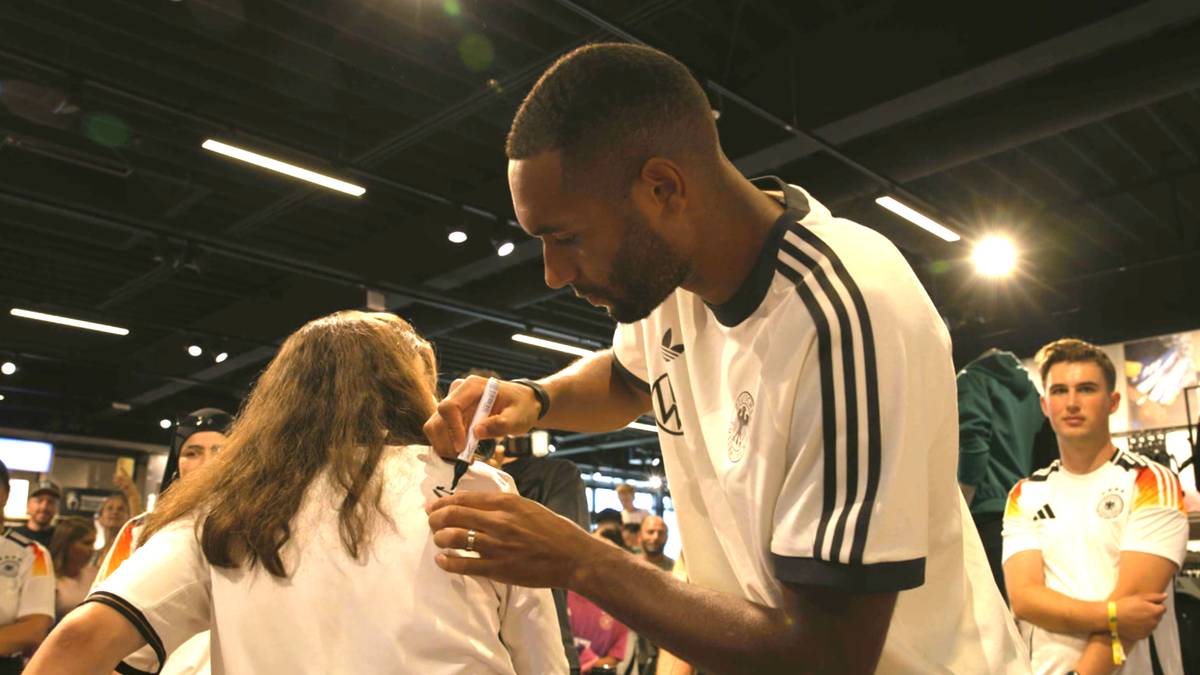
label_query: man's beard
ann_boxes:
[642,541,663,556]
[575,209,690,323]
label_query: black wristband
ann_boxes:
[512,379,550,420]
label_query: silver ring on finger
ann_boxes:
[466,529,477,552]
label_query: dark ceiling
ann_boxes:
[2,0,1199,472]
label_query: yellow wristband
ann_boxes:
[1108,600,1125,665]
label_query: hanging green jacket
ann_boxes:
[957,349,1045,516]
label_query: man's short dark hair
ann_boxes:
[594,508,622,528]
[1035,338,1117,392]
[506,43,717,193]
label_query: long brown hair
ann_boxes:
[143,311,439,577]
[49,516,96,576]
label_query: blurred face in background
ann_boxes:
[178,431,227,480]
[26,493,59,529]
[640,516,668,556]
[98,495,130,530]
[616,485,636,510]
[621,523,641,550]
[67,530,97,574]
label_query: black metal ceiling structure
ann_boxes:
[2,0,1199,471]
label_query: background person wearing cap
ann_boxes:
[14,481,61,549]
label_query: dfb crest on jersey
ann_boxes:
[727,391,754,462]
[0,556,19,578]
[1096,488,1124,519]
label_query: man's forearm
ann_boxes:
[539,351,649,432]
[570,545,865,675]
[1011,585,1108,635]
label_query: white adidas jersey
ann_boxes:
[612,180,1028,673]
[1002,450,1188,675]
[91,445,567,674]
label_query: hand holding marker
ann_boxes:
[449,377,500,492]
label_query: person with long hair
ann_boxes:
[48,517,97,622]
[28,311,567,674]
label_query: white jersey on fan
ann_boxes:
[1003,450,1188,675]
[90,445,567,675]
[0,528,54,657]
[611,179,1028,673]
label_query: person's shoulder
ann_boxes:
[2,527,39,552]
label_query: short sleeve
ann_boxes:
[768,223,954,593]
[16,542,54,620]
[1001,480,1040,563]
[1120,465,1188,567]
[87,520,211,673]
[610,323,650,394]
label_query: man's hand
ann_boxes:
[1114,592,1167,641]
[423,376,542,461]
[427,491,608,588]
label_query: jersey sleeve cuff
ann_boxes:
[771,554,925,593]
[85,591,166,674]
[611,355,650,395]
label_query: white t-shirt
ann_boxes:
[0,528,54,655]
[1002,450,1189,675]
[611,179,1027,673]
[91,445,568,675]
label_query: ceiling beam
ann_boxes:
[733,0,1200,176]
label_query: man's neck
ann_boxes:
[1058,437,1117,474]
[682,165,785,306]
[25,521,49,532]
[643,550,666,562]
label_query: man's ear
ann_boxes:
[1108,389,1121,416]
[634,157,687,216]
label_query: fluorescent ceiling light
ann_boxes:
[511,333,596,359]
[626,421,658,433]
[10,308,129,336]
[201,139,366,197]
[874,196,961,242]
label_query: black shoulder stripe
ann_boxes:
[1028,463,1060,482]
[85,592,166,674]
[778,220,882,567]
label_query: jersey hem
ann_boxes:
[771,553,925,592]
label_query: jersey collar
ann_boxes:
[706,176,810,327]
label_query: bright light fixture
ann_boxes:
[875,196,961,242]
[1,362,16,376]
[496,240,515,257]
[187,345,203,357]
[201,139,366,197]
[448,228,468,244]
[626,421,658,433]
[511,333,596,359]
[214,352,229,364]
[648,475,663,489]
[159,418,172,429]
[971,235,1018,277]
[0,394,5,402]
[10,308,130,336]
